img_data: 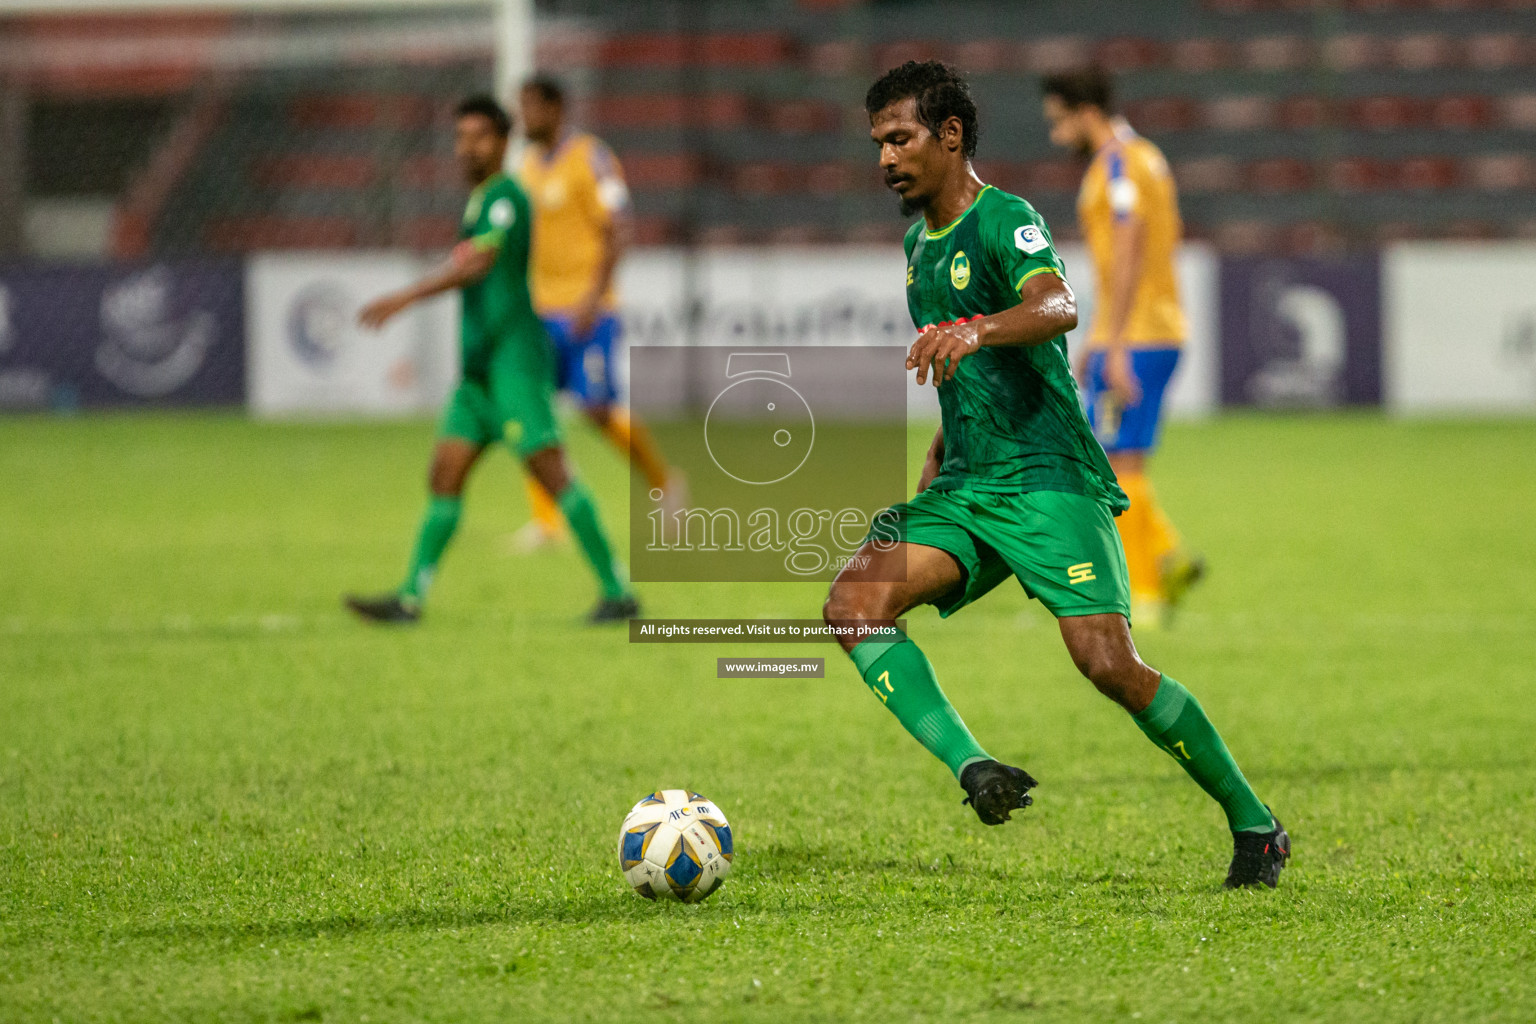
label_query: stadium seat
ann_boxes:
[731,163,802,196]
[1018,36,1093,74]
[1329,157,1396,192]
[1122,97,1200,133]
[253,154,376,190]
[1399,157,1460,190]
[623,153,704,190]
[205,216,357,250]
[872,40,949,69]
[597,33,794,69]
[804,39,861,76]
[766,224,830,245]
[1389,34,1459,70]
[1281,221,1344,255]
[1465,153,1531,189]
[1344,96,1426,131]
[1211,219,1278,253]
[398,155,460,190]
[1497,92,1536,129]
[1094,37,1168,71]
[1243,35,1312,71]
[806,162,856,196]
[1170,38,1234,72]
[589,93,750,130]
[1465,33,1527,70]
[951,39,1013,73]
[1324,34,1385,72]
[629,216,679,246]
[289,94,437,131]
[1429,95,1494,130]
[391,217,457,250]
[1175,156,1242,193]
[1019,160,1081,194]
[1246,158,1315,193]
[1278,95,1330,130]
[767,100,841,135]
[1204,95,1276,132]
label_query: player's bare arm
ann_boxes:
[1099,212,1147,403]
[358,243,496,330]
[572,212,629,339]
[906,271,1078,386]
[916,425,944,493]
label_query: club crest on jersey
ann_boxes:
[1014,225,1048,254]
[949,251,971,290]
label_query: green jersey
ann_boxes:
[458,171,547,379]
[904,184,1127,512]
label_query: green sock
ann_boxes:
[400,495,462,603]
[849,631,990,780]
[556,480,628,600]
[1132,675,1273,833]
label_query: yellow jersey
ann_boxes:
[1077,122,1186,347]
[518,131,630,315]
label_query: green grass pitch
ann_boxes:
[1,411,1533,1023]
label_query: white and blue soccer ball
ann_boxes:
[617,789,734,903]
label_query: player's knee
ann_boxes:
[822,583,890,627]
[428,458,465,497]
[1076,649,1143,705]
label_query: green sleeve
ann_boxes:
[469,181,521,253]
[983,198,1064,296]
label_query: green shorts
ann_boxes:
[872,487,1131,622]
[439,345,561,457]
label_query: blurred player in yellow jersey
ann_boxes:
[1042,68,1203,626]
[512,76,680,550]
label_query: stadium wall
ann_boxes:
[1,244,1533,415]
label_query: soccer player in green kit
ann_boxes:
[823,63,1289,888]
[345,96,638,625]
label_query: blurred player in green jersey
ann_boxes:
[823,63,1288,888]
[344,96,638,625]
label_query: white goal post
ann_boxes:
[0,0,534,98]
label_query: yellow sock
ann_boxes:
[1115,472,1162,603]
[1145,482,1184,569]
[525,475,566,535]
[602,407,670,491]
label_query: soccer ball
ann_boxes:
[617,789,733,903]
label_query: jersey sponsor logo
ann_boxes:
[1067,562,1096,585]
[489,197,515,228]
[1014,225,1048,254]
[906,265,915,287]
[949,251,971,290]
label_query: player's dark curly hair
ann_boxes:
[455,94,512,137]
[1041,67,1116,113]
[864,60,980,158]
[523,74,566,106]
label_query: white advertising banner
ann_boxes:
[616,244,1218,419]
[1385,243,1536,412]
[1056,241,1219,418]
[247,253,456,418]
